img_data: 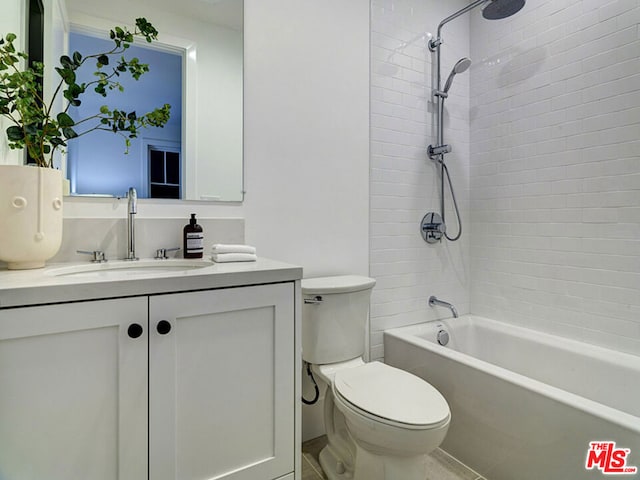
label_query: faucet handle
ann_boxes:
[155,247,180,259]
[126,187,137,214]
[77,250,108,263]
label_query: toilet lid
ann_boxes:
[301,275,376,295]
[333,362,450,427]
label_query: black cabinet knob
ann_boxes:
[127,323,143,339]
[157,320,172,335]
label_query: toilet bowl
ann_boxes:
[302,275,451,480]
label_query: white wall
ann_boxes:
[242,0,370,276]
[370,0,471,360]
[0,1,23,49]
[469,0,640,355]
[0,0,26,166]
[195,23,243,201]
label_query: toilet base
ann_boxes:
[320,442,435,480]
[319,444,354,480]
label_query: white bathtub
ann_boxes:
[384,315,640,480]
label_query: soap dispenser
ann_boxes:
[183,214,204,258]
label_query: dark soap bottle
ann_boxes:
[183,213,204,258]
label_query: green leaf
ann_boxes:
[55,66,76,85]
[136,18,158,42]
[97,54,109,66]
[6,125,23,141]
[43,123,60,136]
[59,55,73,69]
[65,83,84,98]
[57,112,75,127]
[62,127,78,139]
[72,51,82,65]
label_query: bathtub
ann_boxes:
[384,315,640,480]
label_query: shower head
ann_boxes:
[482,0,526,20]
[443,57,471,93]
[452,57,472,74]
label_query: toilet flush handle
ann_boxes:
[304,296,323,305]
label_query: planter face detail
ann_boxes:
[0,165,63,269]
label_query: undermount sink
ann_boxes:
[46,259,215,279]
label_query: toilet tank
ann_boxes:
[301,275,376,364]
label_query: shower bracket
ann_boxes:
[428,144,452,160]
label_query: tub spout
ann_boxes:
[429,296,458,318]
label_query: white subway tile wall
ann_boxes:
[370,0,471,360]
[469,0,640,354]
[371,0,640,359]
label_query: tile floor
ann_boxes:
[301,436,486,480]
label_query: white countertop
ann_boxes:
[0,258,303,308]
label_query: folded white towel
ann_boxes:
[211,244,257,255]
[212,253,257,263]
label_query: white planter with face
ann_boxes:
[0,165,63,269]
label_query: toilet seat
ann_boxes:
[332,362,450,430]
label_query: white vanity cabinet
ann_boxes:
[0,278,298,480]
[149,283,295,480]
[0,297,149,480]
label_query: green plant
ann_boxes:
[0,17,171,168]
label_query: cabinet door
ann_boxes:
[149,283,295,480]
[0,297,148,480]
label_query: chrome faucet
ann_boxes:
[429,295,458,318]
[125,187,138,261]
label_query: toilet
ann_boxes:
[302,275,451,480]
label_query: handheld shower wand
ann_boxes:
[443,57,471,94]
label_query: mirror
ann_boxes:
[44,0,243,201]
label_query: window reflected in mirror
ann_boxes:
[149,146,181,199]
[67,31,182,198]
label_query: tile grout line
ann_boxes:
[436,448,485,480]
[308,459,325,479]
[302,453,325,480]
